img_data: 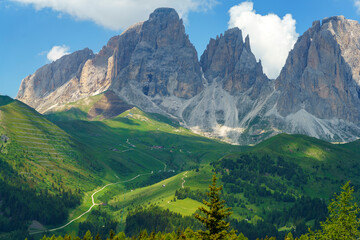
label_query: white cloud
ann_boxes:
[47,45,70,62]
[355,0,360,13]
[10,0,217,30]
[228,2,299,79]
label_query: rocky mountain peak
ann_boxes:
[16,48,94,110]
[110,7,202,100]
[200,27,268,95]
[200,27,244,80]
[321,15,360,86]
[139,7,189,48]
[16,10,360,144]
[276,15,360,125]
[149,8,179,21]
[244,35,251,52]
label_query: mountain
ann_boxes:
[16,10,360,144]
[274,16,360,141]
[182,28,275,144]
[16,8,203,117]
[16,48,95,113]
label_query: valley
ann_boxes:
[2,4,360,240]
[1,93,358,239]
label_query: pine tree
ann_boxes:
[195,173,234,240]
[83,230,93,240]
[95,233,101,240]
[109,229,115,240]
[308,181,360,239]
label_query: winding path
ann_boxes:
[181,171,188,189]
[30,174,149,235]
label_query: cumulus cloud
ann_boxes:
[10,0,217,30]
[355,0,360,13]
[47,45,70,62]
[228,2,299,79]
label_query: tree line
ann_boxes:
[36,176,360,240]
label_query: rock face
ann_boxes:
[16,10,360,144]
[16,48,94,111]
[111,8,203,106]
[17,8,203,115]
[180,28,275,143]
[274,16,360,141]
[200,29,267,96]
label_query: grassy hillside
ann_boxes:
[0,96,105,238]
[2,94,244,237]
[46,93,245,181]
[86,134,360,239]
[0,96,100,190]
[248,134,360,197]
[5,92,360,239]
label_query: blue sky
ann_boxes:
[1,0,360,98]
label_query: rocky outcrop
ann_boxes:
[274,16,360,141]
[16,8,203,116]
[181,28,275,143]
[16,48,94,110]
[200,28,269,97]
[15,10,360,144]
[111,8,203,100]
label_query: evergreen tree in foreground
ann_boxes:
[195,173,236,240]
[308,181,360,240]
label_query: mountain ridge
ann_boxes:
[16,9,360,144]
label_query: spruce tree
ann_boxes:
[82,230,93,240]
[195,173,234,240]
[308,181,360,239]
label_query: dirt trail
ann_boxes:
[29,150,168,235]
[30,174,149,235]
[181,172,188,188]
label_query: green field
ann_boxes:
[2,93,360,239]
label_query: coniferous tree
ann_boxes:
[83,230,93,240]
[95,233,101,240]
[195,173,234,239]
[109,229,115,240]
[308,181,360,239]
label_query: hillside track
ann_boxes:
[29,173,150,235]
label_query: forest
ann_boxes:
[35,178,360,240]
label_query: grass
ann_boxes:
[0,96,100,193]
[0,93,244,237]
[160,198,204,216]
[47,93,245,182]
[5,93,360,237]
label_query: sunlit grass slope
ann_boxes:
[0,96,99,192]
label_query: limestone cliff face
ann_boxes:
[274,16,360,140]
[181,28,275,144]
[111,8,203,99]
[200,28,269,97]
[16,8,203,114]
[15,10,360,144]
[16,48,94,110]
[276,17,360,122]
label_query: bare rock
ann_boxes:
[276,16,360,124]
[16,48,94,110]
[111,8,203,99]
